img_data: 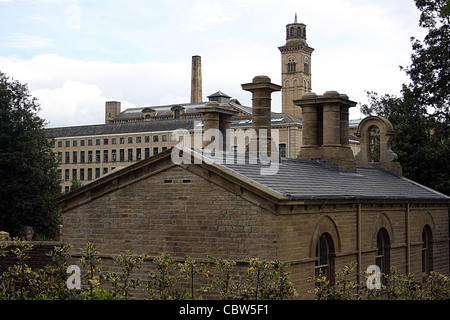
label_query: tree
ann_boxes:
[361,1,450,195]
[0,71,61,238]
[401,0,450,122]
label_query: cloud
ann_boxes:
[0,54,194,127]
[4,35,56,49]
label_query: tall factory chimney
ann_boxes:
[191,55,203,103]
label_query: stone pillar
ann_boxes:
[219,114,233,152]
[196,102,238,151]
[300,93,319,148]
[322,91,342,147]
[241,76,282,155]
[340,104,350,148]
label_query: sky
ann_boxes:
[0,0,427,128]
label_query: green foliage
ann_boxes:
[0,71,61,238]
[107,250,148,300]
[308,261,450,300]
[145,252,185,299]
[3,241,447,300]
[78,242,104,300]
[206,255,239,300]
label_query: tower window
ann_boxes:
[288,58,296,74]
[304,63,310,75]
[297,27,301,37]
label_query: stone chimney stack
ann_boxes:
[191,55,203,104]
[294,91,357,171]
[105,101,121,124]
[242,76,282,156]
[196,102,238,151]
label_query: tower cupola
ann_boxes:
[285,13,307,45]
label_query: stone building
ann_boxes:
[57,76,450,299]
[45,16,361,193]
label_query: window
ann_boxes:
[87,168,92,181]
[73,140,77,147]
[304,63,310,75]
[145,136,150,143]
[65,152,70,164]
[422,226,432,275]
[73,151,77,164]
[103,168,108,175]
[58,141,63,148]
[315,234,332,280]
[120,149,124,162]
[375,228,390,279]
[112,150,116,162]
[153,147,158,155]
[279,144,286,158]
[112,138,117,145]
[174,109,180,119]
[80,140,85,146]
[104,150,108,162]
[153,135,159,142]
[104,138,108,145]
[162,135,167,142]
[162,147,167,152]
[287,60,296,73]
[72,169,77,180]
[145,148,150,159]
[80,168,84,181]
[65,169,69,181]
[136,137,141,143]
[88,139,93,146]
[96,139,101,146]
[95,150,100,163]
[65,141,70,147]
[57,169,62,181]
[88,151,93,163]
[128,149,133,161]
[80,151,85,163]
[120,137,125,144]
[128,137,133,144]
[58,152,62,163]
[95,168,100,179]
[136,148,141,161]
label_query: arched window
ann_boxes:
[375,228,390,277]
[290,27,294,37]
[297,27,301,37]
[287,58,296,74]
[422,226,432,275]
[315,233,334,280]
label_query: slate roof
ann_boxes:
[211,154,449,201]
[45,119,197,138]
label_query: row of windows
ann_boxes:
[55,134,173,148]
[57,147,167,164]
[59,167,106,182]
[315,225,434,284]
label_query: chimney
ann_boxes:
[191,55,202,104]
[241,75,282,156]
[294,91,357,171]
[196,101,238,151]
[105,101,121,124]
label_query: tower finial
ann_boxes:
[294,12,298,23]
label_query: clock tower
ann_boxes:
[279,14,314,118]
